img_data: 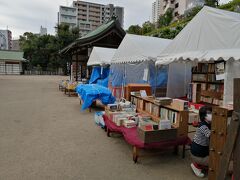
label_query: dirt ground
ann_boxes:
[0,75,205,180]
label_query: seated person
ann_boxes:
[190,106,212,178]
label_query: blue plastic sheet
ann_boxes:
[76,84,116,110]
[110,61,168,90]
[96,76,109,87]
[109,64,124,87]
[89,67,110,85]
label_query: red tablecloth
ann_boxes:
[103,115,190,149]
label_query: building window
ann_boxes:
[175,11,179,17]
[175,3,179,8]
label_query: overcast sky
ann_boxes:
[0,0,230,39]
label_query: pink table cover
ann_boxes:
[103,115,190,149]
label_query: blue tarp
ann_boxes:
[76,84,116,110]
[110,61,168,90]
[96,76,109,87]
[109,64,124,87]
[89,67,110,87]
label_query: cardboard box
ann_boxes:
[137,127,177,143]
[171,99,189,111]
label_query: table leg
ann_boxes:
[133,146,139,163]
[182,145,186,158]
[64,88,66,94]
[68,90,71,97]
[174,146,179,155]
[107,128,111,137]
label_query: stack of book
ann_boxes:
[152,104,160,117]
[212,99,223,106]
[192,63,209,73]
[154,97,172,105]
[160,108,178,124]
[192,74,207,82]
[208,63,215,73]
[145,102,152,114]
[208,74,216,82]
[138,118,159,131]
[137,99,144,110]
[200,83,207,91]
[131,96,138,105]
[130,91,141,96]
[200,96,213,104]
[188,83,201,103]
[208,84,224,93]
[123,120,136,128]
[159,120,171,130]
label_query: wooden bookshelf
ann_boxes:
[137,108,160,122]
[131,95,189,137]
[201,90,223,99]
[208,106,233,180]
[125,84,152,101]
[190,62,225,105]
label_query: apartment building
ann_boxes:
[152,0,204,22]
[58,5,78,28]
[103,4,124,28]
[152,0,165,23]
[0,30,12,50]
[12,39,20,51]
[0,32,7,50]
[72,1,124,36]
[40,26,47,36]
[58,1,124,36]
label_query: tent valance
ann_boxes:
[111,34,171,64]
[157,49,240,65]
[156,6,240,65]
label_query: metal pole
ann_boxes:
[75,53,78,82]
[154,64,158,98]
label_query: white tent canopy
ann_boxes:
[111,34,172,63]
[110,34,191,98]
[87,47,116,66]
[156,6,240,65]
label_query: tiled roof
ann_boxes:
[0,50,26,61]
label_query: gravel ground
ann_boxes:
[0,75,204,180]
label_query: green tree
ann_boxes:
[19,23,80,74]
[157,8,174,28]
[142,21,155,34]
[126,25,142,35]
[205,0,219,7]
[185,6,203,18]
[55,23,80,49]
[219,0,240,11]
[55,24,80,74]
[19,32,38,67]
